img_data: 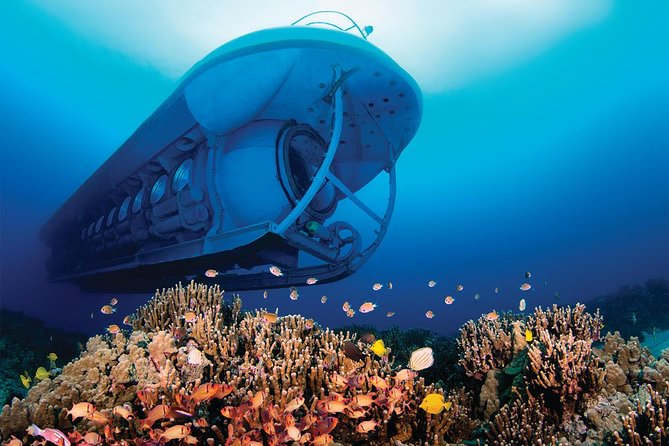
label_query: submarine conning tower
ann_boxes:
[40,18,423,293]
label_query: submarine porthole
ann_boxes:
[94,216,104,234]
[118,196,131,222]
[150,175,167,205]
[172,159,193,193]
[132,189,144,214]
[106,207,117,227]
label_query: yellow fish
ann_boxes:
[20,372,31,388]
[419,393,452,414]
[370,339,389,357]
[525,329,533,342]
[46,352,58,362]
[35,367,50,381]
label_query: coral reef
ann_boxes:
[0,309,86,407]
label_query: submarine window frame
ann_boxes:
[95,216,104,234]
[150,175,168,204]
[118,196,131,221]
[172,159,193,193]
[106,207,117,227]
[132,189,145,214]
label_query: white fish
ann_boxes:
[263,290,268,299]
[372,283,383,291]
[519,298,526,311]
[306,278,318,285]
[321,295,327,304]
[388,282,393,290]
[408,347,434,371]
[494,287,499,294]
[456,284,464,292]
[269,266,283,277]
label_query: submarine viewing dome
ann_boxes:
[41,14,423,292]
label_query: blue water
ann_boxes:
[1,1,667,337]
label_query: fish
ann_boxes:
[263,290,268,299]
[5,436,21,446]
[359,302,377,313]
[305,319,315,330]
[368,376,388,390]
[388,282,393,290]
[187,348,204,365]
[425,310,434,319]
[359,332,376,343]
[419,393,452,414]
[346,309,355,318]
[159,425,191,442]
[342,302,351,312]
[261,310,278,324]
[269,265,283,277]
[110,297,118,306]
[138,404,170,429]
[35,367,50,381]
[290,288,299,300]
[247,390,265,409]
[344,406,368,419]
[428,280,437,287]
[386,311,395,317]
[312,434,333,446]
[409,347,434,371]
[444,296,455,305]
[372,283,383,291]
[205,269,218,278]
[20,373,31,389]
[369,339,389,357]
[106,324,121,334]
[342,341,364,361]
[486,311,498,321]
[87,410,110,425]
[494,287,499,293]
[82,433,102,446]
[90,312,94,319]
[519,283,532,291]
[306,277,318,285]
[356,420,379,433]
[66,402,95,421]
[474,293,481,301]
[284,396,305,413]
[112,405,134,421]
[100,305,116,315]
[456,284,464,291]
[394,369,417,383]
[321,399,347,413]
[525,271,532,278]
[219,406,237,419]
[525,329,533,342]
[321,295,327,304]
[46,352,57,362]
[183,311,197,323]
[122,315,133,326]
[631,312,637,325]
[519,299,526,311]
[26,425,71,446]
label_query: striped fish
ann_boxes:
[408,347,434,371]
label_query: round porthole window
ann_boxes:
[132,189,144,214]
[118,196,131,221]
[150,175,167,204]
[172,159,193,193]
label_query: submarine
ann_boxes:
[41,12,423,293]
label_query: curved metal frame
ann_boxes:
[291,11,370,40]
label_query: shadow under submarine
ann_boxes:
[41,14,423,293]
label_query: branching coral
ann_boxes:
[612,382,668,446]
[487,391,563,445]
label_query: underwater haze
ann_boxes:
[1,0,668,339]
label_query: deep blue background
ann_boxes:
[1,2,667,337]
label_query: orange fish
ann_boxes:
[372,283,383,291]
[87,410,110,425]
[351,393,376,407]
[109,298,118,306]
[122,315,133,326]
[342,301,350,312]
[284,396,305,413]
[283,414,301,441]
[66,402,95,421]
[305,319,315,330]
[261,311,279,324]
[191,383,220,402]
[520,283,532,291]
[139,404,170,429]
[269,266,283,277]
[183,436,199,445]
[112,405,134,421]
[359,302,377,313]
[290,289,299,300]
[82,432,102,446]
[158,425,191,442]
[183,312,197,323]
[444,296,455,305]
[356,420,379,433]
[346,309,355,318]
[395,369,417,382]
[249,390,265,409]
[106,324,120,334]
[368,376,388,390]
[220,406,237,419]
[486,311,499,321]
[213,383,234,399]
[425,310,435,319]
[314,417,338,436]
[100,305,116,315]
[205,269,218,278]
[312,434,333,446]
[344,407,368,418]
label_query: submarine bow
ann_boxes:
[41,24,423,292]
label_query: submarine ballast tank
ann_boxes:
[41,13,423,292]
